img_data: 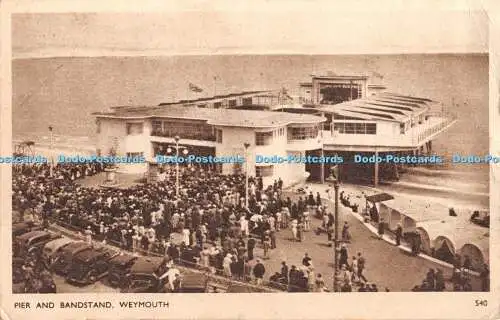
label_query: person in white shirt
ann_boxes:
[161,267,180,292]
[182,228,190,247]
[240,216,249,237]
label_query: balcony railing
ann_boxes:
[151,130,216,142]
[416,116,456,143]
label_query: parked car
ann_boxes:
[12,221,42,238]
[14,230,61,259]
[41,237,75,269]
[12,257,26,294]
[122,257,169,293]
[470,210,489,228]
[178,272,209,293]
[50,241,92,275]
[107,254,138,288]
[65,247,120,285]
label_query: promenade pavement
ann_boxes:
[250,183,482,291]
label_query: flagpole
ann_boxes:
[213,76,217,96]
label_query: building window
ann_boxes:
[255,131,273,146]
[242,97,252,105]
[152,120,162,135]
[333,122,377,135]
[228,99,237,107]
[126,152,144,158]
[216,129,223,143]
[256,165,274,177]
[126,122,143,135]
[198,104,206,108]
[288,126,319,140]
[150,120,216,141]
[96,120,101,134]
[213,102,222,109]
[400,123,406,134]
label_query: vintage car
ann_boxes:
[121,257,169,293]
[14,230,61,259]
[41,237,75,268]
[65,247,119,285]
[177,272,209,293]
[470,210,489,228]
[12,257,26,293]
[50,241,92,275]
[12,258,57,294]
[12,221,42,238]
[107,254,138,288]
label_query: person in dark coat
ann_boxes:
[377,218,385,240]
[480,264,489,292]
[426,268,436,290]
[246,237,256,260]
[435,268,445,291]
[395,223,403,246]
[280,261,289,284]
[339,244,348,268]
[253,259,266,285]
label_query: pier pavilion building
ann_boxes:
[93,74,456,187]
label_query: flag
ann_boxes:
[372,71,384,80]
[189,82,204,93]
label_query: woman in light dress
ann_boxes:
[182,228,191,247]
[291,219,298,241]
[223,253,233,277]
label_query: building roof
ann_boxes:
[156,90,271,107]
[95,105,325,128]
[318,92,433,123]
[312,72,369,80]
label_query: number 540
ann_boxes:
[475,300,488,307]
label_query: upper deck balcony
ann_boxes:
[322,112,456,151]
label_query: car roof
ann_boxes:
[13,222,33,231]
[74,248,107,262]
[130,257,165,274]
[61,241,91,254]
[44,238,74,251]
[16,230,50,241]
[110,254,137,266]
[181,272,208,287]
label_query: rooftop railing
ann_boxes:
[151,130,217,142]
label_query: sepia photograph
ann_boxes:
[1,1,499,319]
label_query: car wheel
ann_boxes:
[88,272,98,283]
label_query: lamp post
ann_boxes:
[243,142,251,209]
[326,165,340,292]
[333,180,340,292]
[48,125,54,177]
[166,135,188,197]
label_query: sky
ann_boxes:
[6,0,492,58]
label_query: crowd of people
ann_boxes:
[12,162,337,292]
[13,161,486,293]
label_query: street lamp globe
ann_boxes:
[166,147,172,153]
[174,135,180,142]
[182,149,189,155]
